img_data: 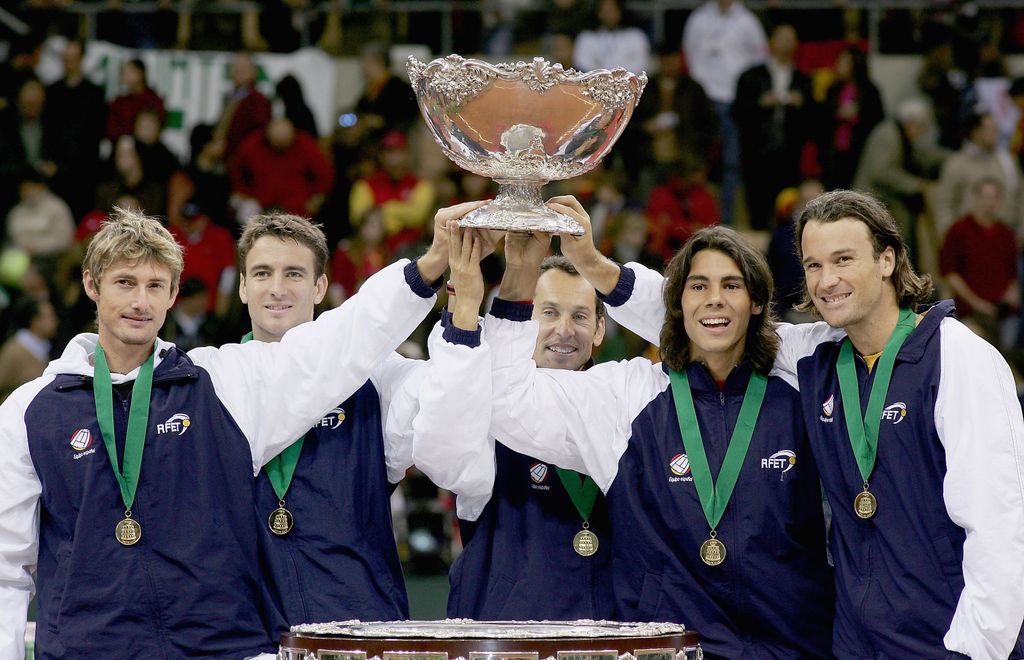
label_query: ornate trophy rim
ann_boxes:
[407,54,647,103]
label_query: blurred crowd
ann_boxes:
[3,0,1024,571]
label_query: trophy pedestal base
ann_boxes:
[459,182,585,235]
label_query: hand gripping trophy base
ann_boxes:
[458,181,585,235]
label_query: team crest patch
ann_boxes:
[157,413,191,435]
[882,402,907,424]
[820,394,835,423]
[670,453,691,476]
[69,428,93,451]
[530,462,549,483]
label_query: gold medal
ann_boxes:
[699,534,726,566]
[115,515,142,546]
[854,488,877,519]
[268,503,294,535]
[573,527,599,557]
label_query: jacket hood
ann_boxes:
[44,333,180,384]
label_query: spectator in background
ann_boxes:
[162,277,220,352]
[6,171,74,268]
[572,0,650,75]
[0,296,57,403]
[819,46,884,190]
[169,199,237,315]
[733,23,813,231]
[625,44,718,183]
[329,210,388,306]
[940,177,1019,349]
[1011,77,1024,173]
[133,108,181,186]
[215,52,272,168]
[44,39,107,221]
[275,74,318,138]
[542,0,594,43]
[917,39,969,150]
[230,116,333,222]
[766,178,822,322]
[350,131,435,256]
[683,0,766,225]
[0,78,61,216]
[601,208,662,271]
[853,97,947,266]
[353,42,420,145]
[185,123,232,227]
[934,112,1022,237]
[106,59,166,143]
[96,135,165,217]
[963,45,1020,151]
[644,151,720,262]
[0,34,44,116]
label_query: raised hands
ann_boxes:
[447,221,489,331]
[547,195,621,295]
[418,200,489,284]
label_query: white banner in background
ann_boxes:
[82,42,338,158]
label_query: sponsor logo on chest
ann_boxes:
[761,449,797,481]
[311,407,347,431]
[157,412,192,435]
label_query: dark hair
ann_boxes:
[126,58,147,83]
[178,276,208,298]
[10,296,44,331]
[794,189,933,312]
[660,226,778,374]
[963,111,989,138]
[538,255,605,321]
[237,212,329,277]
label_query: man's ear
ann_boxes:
[238,273,248,305]
[83,270,100,302]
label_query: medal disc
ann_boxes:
[115,517,142,546]
[269,506,294,535]
[699,537,726,566]
[572,528,599,557]
[854,490,877,519]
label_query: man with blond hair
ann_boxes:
[0,203,473,659]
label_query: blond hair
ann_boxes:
[83,206,184,292]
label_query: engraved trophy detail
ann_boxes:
[407,55,647,235]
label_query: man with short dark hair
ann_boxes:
[233,208,481,636]
[416,240,617,620]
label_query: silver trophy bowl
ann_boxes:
[407,55,647,235]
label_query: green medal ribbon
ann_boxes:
[555,468,601,523]
[241,332,305,502]
[93,343,155,513]
[668,367,767,531]
[837,308,916,483]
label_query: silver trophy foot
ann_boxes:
[458,182,585,235]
